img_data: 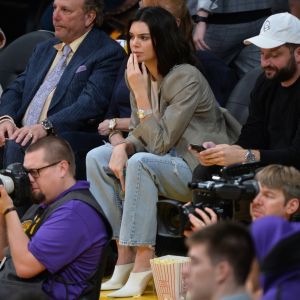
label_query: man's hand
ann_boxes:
[0,121,17,146]
[11,124,47,146]
[109,143,128,191]
[184,207,217,237]
[193,22,210,50]
[197,144,244,166]
[0,185,14,215]
[98,119,110,136]
[190,207,218,229]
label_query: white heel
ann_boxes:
[107,270,152,297]
[101,263,134,290]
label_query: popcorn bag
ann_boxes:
[150,255,191,300]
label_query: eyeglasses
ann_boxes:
[24,161,62,178]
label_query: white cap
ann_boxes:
[244,13,300,49]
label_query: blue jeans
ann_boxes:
[86,143,192,246]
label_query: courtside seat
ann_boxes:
[0,30,54,90]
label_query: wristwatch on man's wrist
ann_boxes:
[41,119,55,135]
[245,149,256,163]
[108,118,117,131]
[137,109,153,119]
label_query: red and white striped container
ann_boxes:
[150,255,191,300]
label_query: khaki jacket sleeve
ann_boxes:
[126,65,213,155]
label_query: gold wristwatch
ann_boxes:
[108,118,117,131]
[137,109,153,119]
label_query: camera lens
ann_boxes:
[157,200,188,237]
[0,174,14,194]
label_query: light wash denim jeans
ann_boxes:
[86,143,192,246]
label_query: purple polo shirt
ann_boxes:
[28,181,108,300]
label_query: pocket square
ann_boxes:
[76,65,87,73]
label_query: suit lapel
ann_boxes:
[49,28,100,110]
[25,46,57,107]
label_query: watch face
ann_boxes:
[42,120,51,129]
[109,119,117,130]
[246,151,256,162]
[137,109,145,119]
[41,119,54,135]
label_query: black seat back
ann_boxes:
[0,30,54,90]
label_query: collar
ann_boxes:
[40,180,90,209]
[54,30,90,53]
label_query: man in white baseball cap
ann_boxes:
[194,12,300,179]
[244,12,300,49]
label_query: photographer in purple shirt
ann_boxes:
[0,136,111,299]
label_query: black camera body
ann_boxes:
[0,163,31,207]
[157,162,260,238]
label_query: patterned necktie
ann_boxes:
[24,45,72,125]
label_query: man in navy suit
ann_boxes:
[0,0,125,179]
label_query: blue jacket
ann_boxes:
[0,27,125,133]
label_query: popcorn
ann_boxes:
[150,255,191,300]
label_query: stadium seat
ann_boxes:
[0,30,54,90]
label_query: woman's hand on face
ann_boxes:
[126,53,148,99]
[109,143,128,192]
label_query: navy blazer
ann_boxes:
[0,27,125,133]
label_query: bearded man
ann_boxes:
[193,12,300,171]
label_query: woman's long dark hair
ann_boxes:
[127,6,197,76]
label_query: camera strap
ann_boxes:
[24,205,46,239]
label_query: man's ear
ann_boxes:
[85,10,96,27]
[286,198,300,215]
[294,47,300,63]
[215,260,231,284]
[58,160,69,178]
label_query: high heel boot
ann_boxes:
[101,263,134,290]
[107,270,152,297]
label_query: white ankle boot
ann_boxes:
[107,270,152,297]
[101,263,134,290]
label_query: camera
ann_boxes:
[157,162,260,238]
[0,163,32,207]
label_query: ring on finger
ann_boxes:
[28,131,33,139]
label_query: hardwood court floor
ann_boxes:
[100,280,157,300]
